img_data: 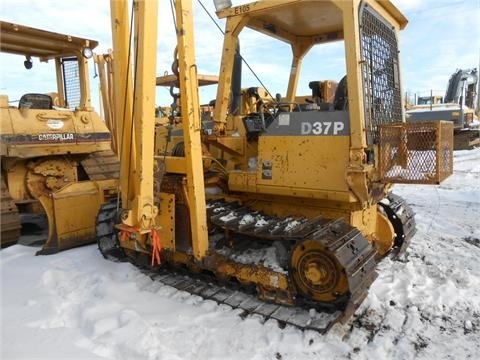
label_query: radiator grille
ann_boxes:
[62,57,81,109]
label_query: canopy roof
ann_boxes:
[217,0,407,45]
[0,21,98,60]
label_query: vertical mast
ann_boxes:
[174,0,209,258]
[110,0,159,229]
[110,0,134,207]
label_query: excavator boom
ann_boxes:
[406,68,479,149]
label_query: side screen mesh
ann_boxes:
[62,57,81,109]
[360,5,402,145]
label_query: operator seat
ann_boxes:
[333,76,348,110]
[308,81,334,111]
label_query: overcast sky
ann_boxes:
[1,0,479,109]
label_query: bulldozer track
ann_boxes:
[96,194,412,333]
[1,178,21,247]
[206,199,378,311]
[147,267,342,332]
[98,241,344,332]
[379,193,416,255]
[80,149,120,180]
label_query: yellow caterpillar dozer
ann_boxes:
[0,21,119,253]
[50,0,453,331]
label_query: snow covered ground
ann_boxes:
[1,149,479,360]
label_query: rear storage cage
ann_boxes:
[377,121,454,184]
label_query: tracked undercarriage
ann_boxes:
[96,192,414,332]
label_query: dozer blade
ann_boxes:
[1,178,21,248]
[37,179,118,255]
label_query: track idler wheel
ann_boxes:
[290,239,348,304]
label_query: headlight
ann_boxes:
[82,47,93,59]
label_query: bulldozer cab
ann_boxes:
[0,21,112,159]
[213,1,408,131]
[0,21,98,110]
[211,0,453,196]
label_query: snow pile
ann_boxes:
[2,148,480,360]
[216,243,286,274]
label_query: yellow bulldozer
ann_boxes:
[0,21,118,253]
[47,0,453,331]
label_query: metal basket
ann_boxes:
[378,121,453,184]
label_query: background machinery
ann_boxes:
[406,68,479,149]
[0,21,118,252]
[84,0,454,331]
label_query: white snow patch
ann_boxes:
[284,219,301,232]
[239,214,255,225]
[219,211,236,222]
[217,245,287,274]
